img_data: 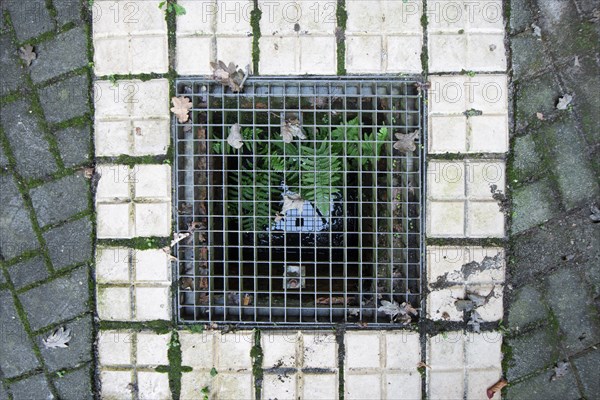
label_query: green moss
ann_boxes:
[575,22,597,52]
[108,154,168,166]
[426,237,507,247]
[250,5,262,74]
[250,329,263,400]
[167,330,183,400]
[336,0,347,75]
[98,320,173,334]
[97,237,169,250]
[420,11,429,75]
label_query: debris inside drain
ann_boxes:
[174,78,424,326]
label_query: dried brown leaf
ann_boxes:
[393,130,419,154]
[486,378,508,399]
[274,212,285,222]
[18,45,36,66]
[227,123,243,149]
[551,361,569,381]
[556,94,573,110]
[536,112,545,120]
[170,96,192,123]
[281,118,306,143]
[416,361,431,369]
[242,294,252,306]
[210,60,249,92]
[42,326,71,349]
[281,194,305,215]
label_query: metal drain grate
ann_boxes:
[174,77,425,327]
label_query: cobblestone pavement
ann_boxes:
[0,0,95,398]
[505,0,600,398]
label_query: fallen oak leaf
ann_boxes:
[170,232,191,247]
[556,94,573,110]
[393,130,419,154]
[171,96,192,123]
[536,112,545,120]
[227,123,243,149]
[242,294,252,306]
[551,361,569,381]
[590,204,600,223]
[18,45,36,66]
[416,361,431,369]
[281,193,305,215]
[486,378,508,399]
[42,326,72,349]
[281,118,306,143]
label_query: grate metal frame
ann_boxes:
[173,76,426,329]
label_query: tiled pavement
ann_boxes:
[0,0,597,399]
[0,0,94,398]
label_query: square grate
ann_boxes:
[174,77,425,328]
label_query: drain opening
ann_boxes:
[174,77,424,327]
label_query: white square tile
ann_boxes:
[427,0,466,32]
[386,35,422,73]
[216,372,253,400]
[468,34,507,71]
[133,119,170,155]
[98,330,133,365]
[466,369,503,400]
[95,165,131,201]
[97,286,132,321]
[94,80,131,118]
[468,115,508,153]
[93,37,130,75]
[299,36,336,74]
[100,369,134,400]
[303,333,337,369]
[428,34,467,72]
[346,0,382,33]
[427,287,466,321]
[93,2,129,36]
[428,332,465,370]
[429,75,468,114]
[345,332,381,369]
[384,372,421,399]
[466,202,504,238]
[259,36,298,74]
[469,285,504,322]
[135,286,171,320]
[130,1,168,34]
[302,373,338,400]
[96,247,130,283]
[468,75,507,113]
[428,370,464,399]
[133,249,170,282]
[180,332,216,369]
[427,201,465,237]
[138,371,171,400]
[130,35,169,74]
[428,161,466,199]
[214,0,253,35]
[263,373,296,400]
[134,202,171,237]
[216,332,253,370]
[465,332,503,369]
[467,161,505,200]
[385,332,421,370]
[134,164,171,200]
[97,203,134,239]
[176,36,213,75]
[346,35,382,73]
[177,1,215,35]
[427,246,467,283]
[95,121,131,156]
[262,332,298,368]
[429,115,467,153]
[131,79,170,117]
[216,37,253,70]
[345,373,381,400]
[137,332,170,365]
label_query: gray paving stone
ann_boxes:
[511,207,600,284]
[545,269,600,353]
[0,290,40,378]
[515,73,562,131]
[0,34,24,96]
[4,0,54,42]
[0,99,58,179]
[37,315,93,372]
[8,255,49,290]
[55,125,92,167]
[512,134,543,181]
[511,33,549,81]
[30,173,89,227]
[53,364,93,400]
[505,368,581,400]
[538,119,600,210]
[0,175,39,260]
[559,55,600,144]
[512,178,561,234]
[0,383,8,400]
[573,348,600,398]
[38,74,90,124]
[18,266,89,331]
[507,327,559,380]
[43,217,92,270]
[510,0,535,32]
[53,0,83,26]
[508,284,549,330]
[7,373,55,400]
[30,27,88,84]
[575,0,600,14]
